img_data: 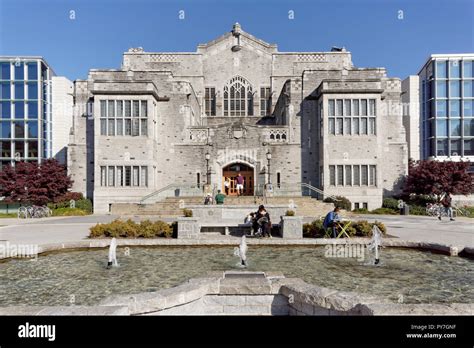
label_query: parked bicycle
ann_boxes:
[17,205,52,219]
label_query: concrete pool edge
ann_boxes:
[0,271,472,316]
[1,237,472,261]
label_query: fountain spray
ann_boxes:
[107,237,118,269]
[233,235,248,267]
[368,225,382,265]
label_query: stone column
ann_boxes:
[177,217,200,239]
[280,216,303,239]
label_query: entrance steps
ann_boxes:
[111,196,334,220]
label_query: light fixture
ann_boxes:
[205,152,210,161]
[266,150,272,160]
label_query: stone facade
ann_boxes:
[68,23,408,213]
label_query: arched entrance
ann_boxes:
[222,163,254,196]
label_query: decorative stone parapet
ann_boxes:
[177,217,200,239]
[279,216,303,239]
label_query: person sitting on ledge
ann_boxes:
[323,206,341,238]
[204,193,213,205]
[254,205,272,238]
[215,190,226,205]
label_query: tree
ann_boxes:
[0,159,73,205]
[403,159,473,198]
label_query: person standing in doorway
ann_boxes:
[224,177,230,196]
[236,173,244,196]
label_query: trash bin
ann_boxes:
[400,204,409,215]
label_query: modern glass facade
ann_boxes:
[0,57,53,169]
[419,55,474,159]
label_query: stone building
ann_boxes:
[68,23,408,213]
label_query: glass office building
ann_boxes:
[0,57,54,169]
[419,54,474,160]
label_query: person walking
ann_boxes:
[215,190,226,205]
[439,192,455,221]
[224,177,230,195]
[235,173,244,196]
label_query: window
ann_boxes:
[337,165,343,186]
[223,76,254,117]
[369,118,376,135]
[361,118,368,135]
[117,166,123,186]
[27,62,37,80]
[345,165,352,186]
[336,100,343,116]
[14,102,24,119]
[436,100,447,117]
[369,165,376,186]
[363,203,368,210]
[14,140,24,158]
[352,118,359,135]
[436,119,448,137]
[140,119,147,136]
[450,81,460,98]
[1,101,11,119]
[354,203,360,210]
[328,100,335,116]
[336,118,343,135]
[450,119,461,136]
[108,167,115,186]
[352,100,359,116]
[27,121,38,138]
[27,141,38,158]
[1,140,11,157]
[132,119,139,136]
[361,165,368,185]
[369,99,375,116]
[277,172,281,188]
[437,139,448,156]
[27,101,37,119]
[0,82,11,99]
[116,100,123,117]
[464,139,474,156]
[100,166,106,186]
[116,119,123,136]
[436,61,447,78]
[14,63,24,80]
[436,81,447,98]
[328,99,375,136]
[125,166,131,186]
[0,63,10,80]
[449,61,460,78]
[328,118,335,135]
[108,100,115,117]
[132,166,139,186]
[140,166,148,187]
[449,100,460,117]
[464,100,474,116]
[329,165,335,186]
[196,172,200,188]
[14,82,24,99]
[124,101,131,117]
[344,118,351,135]
[27,82,38,99]
[0,121,10,138]
[260,87,271,116]
[450,140,461,156]
[361,100,368,116]
[205,87,216,116]
[463,81,473,98]
[100,119,107,136]
[140,101,147,117]
[125,119,131,135]
[133,101,140,117]
[463,60,473,78]
[107,119,115,136]
[464,119,474,136]
[100,101,107,117]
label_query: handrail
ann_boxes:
[140,183,202,204]
[300,182,340,201]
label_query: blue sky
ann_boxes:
[0,0,472,80]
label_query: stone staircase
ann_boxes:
[111,196,334,220]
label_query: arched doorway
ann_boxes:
[222,163,254,196]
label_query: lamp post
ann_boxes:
[266,150,272,185]
[205,152,211,184]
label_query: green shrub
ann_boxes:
[303,219,325,238]
[370,207,398,215]
[89,219,173,238]
[323,196,351,211]
[285,210,295,216]
[382,197,400,210]
[408,204,426,216]
[52,208,88,216]
[183,209,193,217]
[75,199,93,213]
[352,208,370,214]
[0,213,17,218]
[351,220,372,236]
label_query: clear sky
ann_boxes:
[0,0,472,81]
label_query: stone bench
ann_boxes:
[177,205,302,239]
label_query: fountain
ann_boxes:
[233,235,248,267]
[107,238,118,269]
[367,225,382,265]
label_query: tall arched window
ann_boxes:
[223,76,254,116]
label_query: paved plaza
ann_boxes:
[0,214,472,248]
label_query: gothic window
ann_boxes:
[223,76,254,116]
[260,87,271,116]
[205,87,216,116]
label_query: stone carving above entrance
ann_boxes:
[189,129,208,143]
[227,125,248,139]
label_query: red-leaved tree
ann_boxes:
[0,159,73,205]
[403,160,473,198]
